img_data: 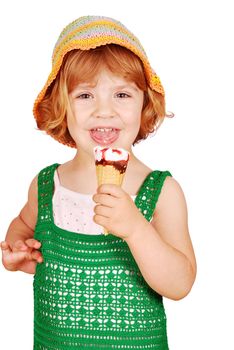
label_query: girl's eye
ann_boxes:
[116,92,131,98]
[77,93,92,99]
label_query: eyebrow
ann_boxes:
[115,84,139,91]
[74,83,139,92]
[75,82,96,88]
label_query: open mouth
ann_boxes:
[90,127,120,145]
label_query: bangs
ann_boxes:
[61,44,148,93]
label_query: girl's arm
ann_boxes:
[93,175,197,301]
[1,176,42,274]
[125,176,196,300]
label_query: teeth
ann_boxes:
[94,128,115,132]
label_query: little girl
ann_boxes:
[1,16,196,349]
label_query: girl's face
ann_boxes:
[68,69,144,157]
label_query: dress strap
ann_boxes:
[36,163,59,227]
[53,169,60,188]
[135,170,172,222]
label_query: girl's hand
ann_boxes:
[93,184,148,240]
[1,239,43,274]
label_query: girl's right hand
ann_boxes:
[1,239,43,274]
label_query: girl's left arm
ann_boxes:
[93,177,196,300]
[126,177,196,300]
[125,176,197,301]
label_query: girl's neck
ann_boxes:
[71,150,95,170]
[58,149,151,196]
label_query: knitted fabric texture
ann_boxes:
[33,16,164,129]
[33,164,172,349]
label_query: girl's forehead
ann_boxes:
[76,69,137,87]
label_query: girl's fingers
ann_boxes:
[93,193,115,207]
[1,240,43,272]
[31,250,43,263]
[1,241,9,250]
[25,239,43,263]
[1,240,43,261]
[25,239,41,249]
[12,240,28,252]
[94,204,112,217]
[93,214,108,228]
[97,184,123,197]
[0,241,12,254]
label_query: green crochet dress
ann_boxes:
[33,163,172,349]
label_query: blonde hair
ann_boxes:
[37,44,168,147]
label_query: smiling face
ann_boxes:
[36,45,166,149]
[68,69,144,156]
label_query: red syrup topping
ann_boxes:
[95,148,129,174]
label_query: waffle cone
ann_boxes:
[96,164,126,235]
[96,165,125,186]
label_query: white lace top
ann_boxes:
[52,170,136,235]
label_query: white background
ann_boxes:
[0,0,233,349]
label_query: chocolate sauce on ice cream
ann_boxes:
[94,147,130,174]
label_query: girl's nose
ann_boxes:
[93,98,116,119]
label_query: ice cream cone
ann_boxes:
[96,164,125,186]
[94,147,130,235]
